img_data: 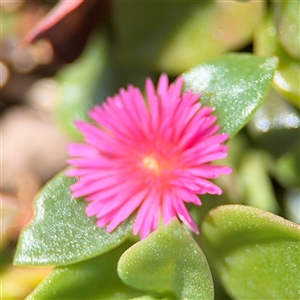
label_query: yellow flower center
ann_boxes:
[142,156,160,172]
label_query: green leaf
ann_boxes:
[56,33,108,140]
[129,297,155,300]
[26,242,143,300]
[273,1,300,60]
[274,143,300,190]
[247,89,300,158]
[201,205,300,299]
[238,150,279,213]
[13,170,133,266]
[254,13,300,107]
[183,54,277,137]
[113,0,265,74]
[118,219,214,300]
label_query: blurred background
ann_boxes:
[1,0,299,298]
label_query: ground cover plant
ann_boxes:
[1,0,299,299]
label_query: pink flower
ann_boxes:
[67,74,231,239]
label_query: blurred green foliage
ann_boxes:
[1,0,299,299]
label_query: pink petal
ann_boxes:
[107,188,149,232]
[133,189,157,238]
[67,143,99,157]
[162,189,177,225]
[173,197,199,234]
[157,73,169,97]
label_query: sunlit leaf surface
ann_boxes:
[13,170,133,266]
[183,54,277,137]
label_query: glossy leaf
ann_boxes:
[183,54,277,137]
[201,205,300,299]
[13,170,133,266]
[254,13,300,107]
[113,0,264,74]
[26,242,144,300]
[118,219,214,300]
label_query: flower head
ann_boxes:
[67,74,231,239]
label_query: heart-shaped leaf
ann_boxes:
[201,205,300,299]
[183,54,277,137]
[13,170,133,266]
[26,242,144,300]
[118,219,214,300]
